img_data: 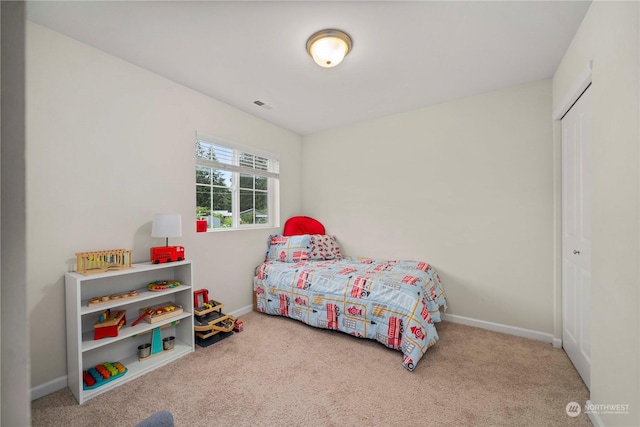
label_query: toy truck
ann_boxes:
[150,246,185,264]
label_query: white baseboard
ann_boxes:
[441,313,559,345]
[229,304,254,318]
[31,375,67,401]
[585,400,604,427]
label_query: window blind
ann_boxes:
[196,131,279,179]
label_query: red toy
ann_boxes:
[194,288,210,308]
[93,310,126,340]
[150,245,185,264]
[131,309,153,327]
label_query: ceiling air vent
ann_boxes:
[253,100,272,110]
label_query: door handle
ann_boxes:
[573,250,581,255]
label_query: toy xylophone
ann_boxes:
[82,361,127,390]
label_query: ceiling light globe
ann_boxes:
[311,37,348,67]
[306,29,352,68]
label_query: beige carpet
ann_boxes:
[31,312,591,427]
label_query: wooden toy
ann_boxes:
[147,280,181,291]
[138,327,175,362]
[93,309,126,340]
[87,290,139,307]
[131,308,154,327]
[138,301,183,324]
[75,249,133,275]
[193,289,236,342]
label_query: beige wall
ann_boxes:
[302,80,555,335]
[553,2,639,426]
[26,22,302,390]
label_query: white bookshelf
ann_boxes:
[65,260,195,404]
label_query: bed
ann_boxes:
[253,217,447,371]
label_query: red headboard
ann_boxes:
[283,216,325,236]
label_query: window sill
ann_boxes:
[199,225,280,233]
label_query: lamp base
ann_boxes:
[150,246,185,264]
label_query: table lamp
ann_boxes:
[150,214,185,263]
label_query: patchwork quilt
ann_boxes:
[254,257,447,371]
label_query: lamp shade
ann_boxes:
[151,214,182,238]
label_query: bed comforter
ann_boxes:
[253,257,447,371]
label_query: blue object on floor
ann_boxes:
[134,410,174,427]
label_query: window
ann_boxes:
[196,131,279,230]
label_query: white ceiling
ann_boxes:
[26,1,591,135]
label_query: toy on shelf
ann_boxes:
[87,290,139,307]
[150,246,185,264]
[138,327,175,362]
[93,309,126,340]
[147,280,181,291]
[75,249,133,275]
[193,289,237,346]
[131,308,154,327]
[138,301,183,324]
[83,361,127,390]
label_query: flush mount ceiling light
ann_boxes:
[306,29,352,68]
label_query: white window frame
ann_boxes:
[196,131,280,230]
